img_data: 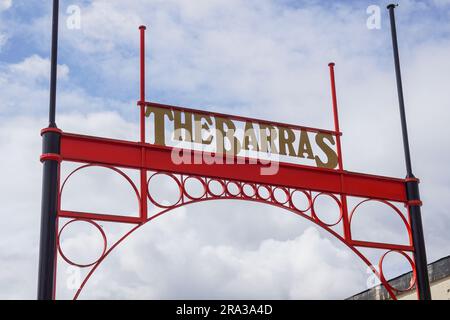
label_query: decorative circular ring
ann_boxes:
[183,176,207,200]
[226,181,242,197]
[256,185,272,201]
[311,193,343,227]
[379,250,416,293]
[147,172,183,208]
[349,199,412,237]
[272,187,290,205]
[242,183,257,198]
[289,189,313,213]
[57,219,107,268]
[207,179,226,197]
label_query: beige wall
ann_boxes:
[398,276,450,300]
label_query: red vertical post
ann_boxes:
[52,163,61,299]
[52,221,58,299]
[328,62,343,170]
[139,25,148,221]
[328,62,351,241]
[139,25,146,143]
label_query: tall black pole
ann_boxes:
[37,0,60,300]
[387,4,431,300]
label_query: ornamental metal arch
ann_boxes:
[38,3,431,300]
[56,166,416,300]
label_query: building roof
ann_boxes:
[347,255,450,300]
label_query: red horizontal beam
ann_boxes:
[60,132,407,202]
[351,240,413,252]
[59,210,142,224]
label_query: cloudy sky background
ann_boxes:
[0,0,449,299]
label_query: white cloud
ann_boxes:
[0,0,12,49]
[0,33,7,48]
[0,0,11,12]
[59,215,366,300]
[8,55,69,81]
[0,54,133,118]
[433,0,450,7]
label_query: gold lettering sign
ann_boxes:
[145,106,339,169]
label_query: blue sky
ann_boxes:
[2,0,449,119]
[0,0,449,299]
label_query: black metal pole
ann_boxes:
[387,4,431,300]
[48,0,59,128]
[37,0,60,300]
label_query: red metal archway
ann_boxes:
[38,12,430,300]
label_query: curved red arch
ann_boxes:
[69,197,402,300]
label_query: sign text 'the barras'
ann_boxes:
[145,106,338,169]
